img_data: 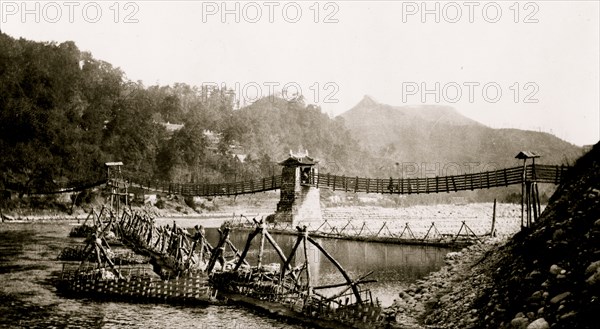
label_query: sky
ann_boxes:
[1,0,599,146]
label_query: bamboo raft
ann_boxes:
[59,210,385,328]
[57,264,216,304]
[57,208,221,304]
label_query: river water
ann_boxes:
[0,220,453,328]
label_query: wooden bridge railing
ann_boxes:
[529,164,570,184]
[123,164,569,197]
[127,175,282,197]
[312,164,570,195]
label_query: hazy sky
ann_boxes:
[1,1,598,146]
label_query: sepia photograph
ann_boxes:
[0,1,598,328]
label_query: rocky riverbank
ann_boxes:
[386,142,599,329]
[384,236,504,328]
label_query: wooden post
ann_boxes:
[161,230,168,254]
[197,226,205,264]
[206,226,230,273]
[400,177,404,194]
[404,223,416,239]
[491,198,497,237]
[525,183,531,227]
[521,159,526,229]
[343,175,347,192]
[531,182,538,222]
[233,227,260,271]
[280,234,303,279]
[375,222,387,237]
[257,222,266,269]
[423,222,438,241]
[535,182,541,219]
[302,228,311,298]
[263,230,287,264]
[306,235,362,303]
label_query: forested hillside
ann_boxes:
[0,33,368,196]
[234,97,369,175]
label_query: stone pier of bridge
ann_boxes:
[272,152,322,226]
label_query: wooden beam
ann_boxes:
[306,235,362,303]
[233,227,260,271]
[280,235,303,279]
[264,230,287,264]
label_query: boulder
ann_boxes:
[526,318,549,329]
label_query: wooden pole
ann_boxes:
[264,231,288,264]
[531,182,538,222]
[280,235,303,279]
[423,222,435,240]
[95,239,123,279]
[233,227,260,271]
[225,239,250,267]
[206,227,230,273]
[521,159,526,229]
[257,223,266,269]
[453,222,465,243]
[196,226,205,264]
[525,183,531,227]
[302,229,311,297]
[306,235,362,303]
[491,198,497,237]
[535,182,541,219]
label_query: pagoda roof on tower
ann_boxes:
[278,154,318,166]
[515,151,541,159]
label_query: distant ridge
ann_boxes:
[339,96,582,167]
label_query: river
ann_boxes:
[0,220,454,328]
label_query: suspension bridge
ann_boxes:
[3,151,571,229]
[124,163,568,197]
[116,151,566,229]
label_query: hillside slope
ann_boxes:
[234,97,370,175]
[421,142,600,328]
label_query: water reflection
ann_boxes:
[205,228,453,306]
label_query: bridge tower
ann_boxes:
[273,151,323,225]
[105,161,128,216]
[515,151,541,228]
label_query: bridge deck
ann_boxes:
[126,164,569,197]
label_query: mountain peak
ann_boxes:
[356,95,379,108]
